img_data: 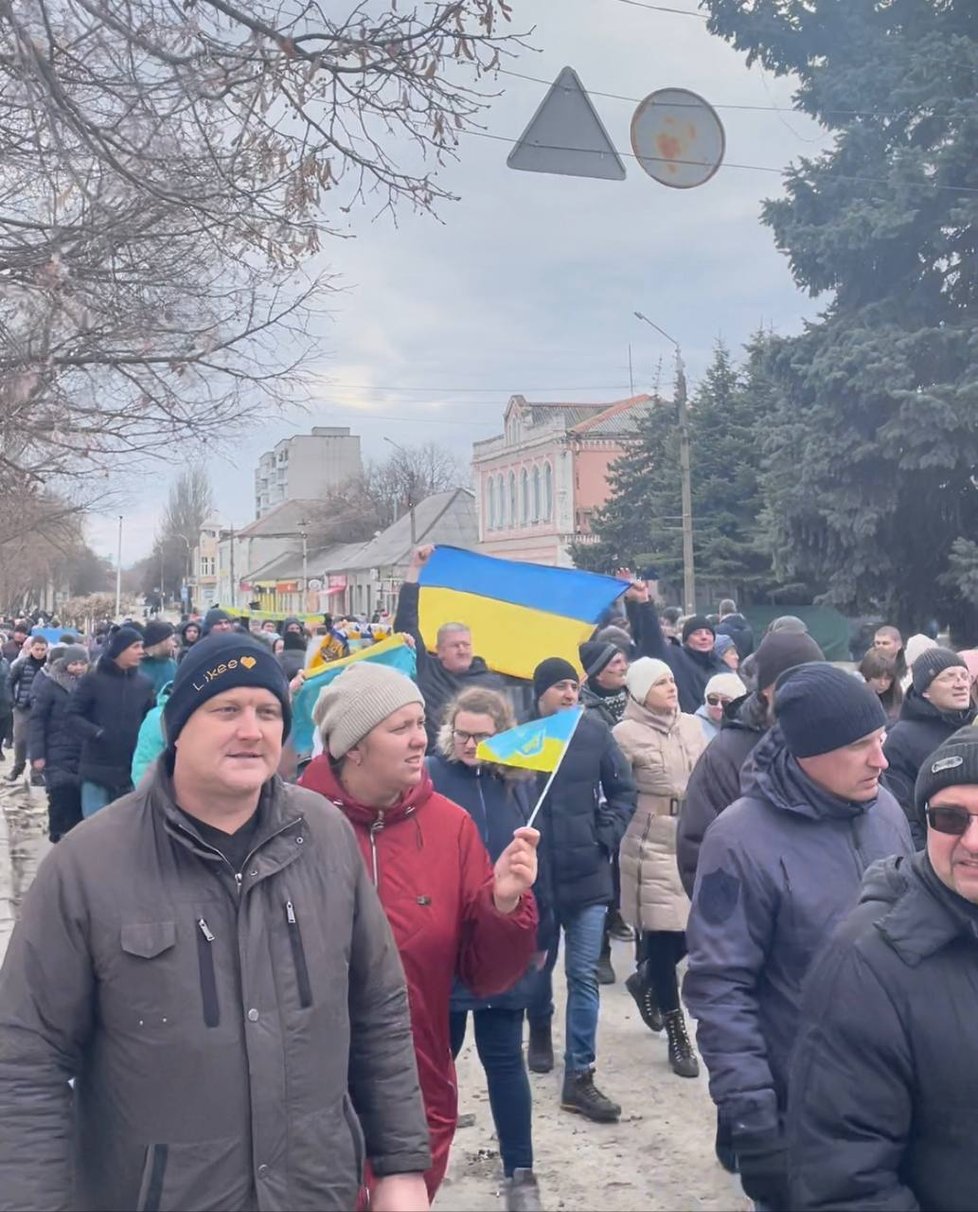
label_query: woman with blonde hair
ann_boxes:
[614,657,706,1078]
[298,664,538,1204]
[427,686,550,1212]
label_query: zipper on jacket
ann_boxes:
[284,898,313,1008]
[195,918,220,1028]
[369,815,385,887]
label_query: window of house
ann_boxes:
[531,466,541,523]
[544,463,553,521]
[496,475,505,528]
[520,469,529,524]
[508,472,516,526]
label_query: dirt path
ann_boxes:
[436,940,748,1211]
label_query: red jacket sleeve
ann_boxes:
[455,812,537,998]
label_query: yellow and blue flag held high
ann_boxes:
[291,634,417,755]
[476,707,583,774]
[417,547,628,681]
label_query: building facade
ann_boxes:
[189,516,223,612]
[254,427,362,518]
[472,394,652,566]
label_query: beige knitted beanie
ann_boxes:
[313,662,425,758]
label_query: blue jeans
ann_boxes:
[81,781,114,818]
[450,1007,532,1176]
[526,902,606,1073]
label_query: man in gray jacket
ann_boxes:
[0,632,431,1212]
[684,663,913,1211]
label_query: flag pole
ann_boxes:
[526,710,583,830]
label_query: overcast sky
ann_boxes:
[88,0,831,565]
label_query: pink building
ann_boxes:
[472,393,653,566]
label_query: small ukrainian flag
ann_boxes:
[476,707,583,774]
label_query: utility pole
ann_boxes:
[115,515,123,619]
[228,526,236,610]
[634,311,696,613]
[383,436,418,545]
[298,519,309,614]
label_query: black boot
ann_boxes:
[527,1021,554,1074]
[606,909,634,943]
[596,932,616,985]
[6,765,23,782]
[560,1069,621,1122]
[624,964,664,1032]
[664,1009,699,1078]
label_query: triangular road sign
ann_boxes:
[507,66,626,181]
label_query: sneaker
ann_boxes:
[607,911,634,943]
[527,1022,554,1074]
[664,1010,700,1079]
[561,1069,621,1122]
[504,1168,543,1212]
[625,968,664,1032]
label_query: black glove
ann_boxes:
[735,1131,788,1208]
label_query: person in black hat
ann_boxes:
[621,578,727,714]
[684,662,913,1211]
[883,647,976,847]
[788,725,978,1211]
[66,625,154,817]
[139,619,177,700]
[523,656,636,1126]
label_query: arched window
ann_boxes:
[544,463,553,521]
[520,469,529,524]
[508,472,517,527]
[531,466,541,522]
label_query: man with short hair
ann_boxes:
[873,623,904,659]
[684,664,913,1211]
[6,635,48,782]
[0,632,432,1212]
[715,598,754,661]
[1,622,28,664]
[884,647,977,846]
[788,725,978,1211]
[66,625,155,816]
[524,657,636,1123]
[394,544,504,748]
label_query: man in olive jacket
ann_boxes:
[0,633,431,1212]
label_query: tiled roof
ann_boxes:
[235,498,322,538]
[570,394,656,436]
[326,488,477,572]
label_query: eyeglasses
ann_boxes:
[706,695,731,707]
[453,729,493,746]
[926,805,978,837]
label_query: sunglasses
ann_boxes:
[453,729,493,746]
[706,694,731,707]
[926,805,978,837]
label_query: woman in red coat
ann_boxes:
[299,661,538,1202]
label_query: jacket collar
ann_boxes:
[747,726,873,821]
[299,753,434,829]
[623,695,678,734]
[868,851,978,965]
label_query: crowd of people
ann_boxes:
[0,556,976,1212]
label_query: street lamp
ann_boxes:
[297,518,309,614]
[634,311,696,613]
[383,436,418,545]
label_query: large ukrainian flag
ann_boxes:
[417,547,627,680]
[476,707,583,773]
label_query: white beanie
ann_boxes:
[313,663,424,758]
[625,657,673,704]
[705,673,747,702]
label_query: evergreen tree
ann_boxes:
[704,0,978,635]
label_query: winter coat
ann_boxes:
[0,656,11,716]
[66,656,155,791]
[683,727,914,1138]
[533,710,637,915]
[131,682,172,786]
[26,669,83,787]
[629,600,728,714]
[613,700,706,933]
[676,692,769,898]
[883,689,976,847]
[393,581,506,747]
[0,765,431,1212]
[694,704,720,742]
[425,751,554,1013]
[9,653,45,710]
[140,653,178,701]
[788,851,978,1212]
[579,680,626,728]
[277,648,306,682]
[715,612,754,660]
[297,757,537,1200]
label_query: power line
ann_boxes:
[463,126,978,196]
[603,0,705,16]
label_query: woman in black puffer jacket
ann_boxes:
[27,645,90,842]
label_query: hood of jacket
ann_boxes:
[45,666,81,694]
[898,686,976,730]
[745,725,879,822]
[298,752,435,829]
[722,690,770,735]
[860,850,978,965]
